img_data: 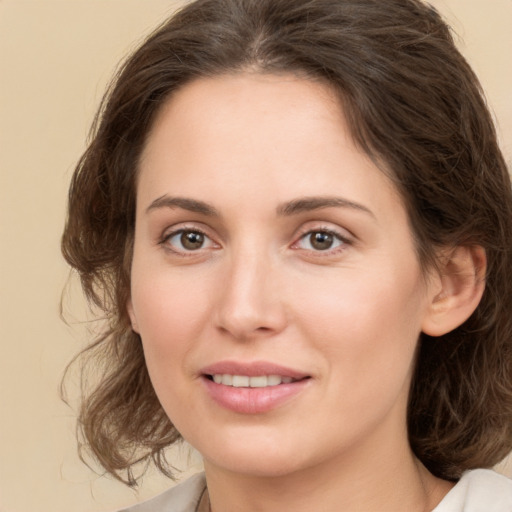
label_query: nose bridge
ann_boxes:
[215,241,286,338]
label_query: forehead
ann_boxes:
[137,72,403,219]
[141,72,344,164]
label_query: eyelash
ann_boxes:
[159,225,352,257]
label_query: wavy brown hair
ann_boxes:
[62,0,512,486]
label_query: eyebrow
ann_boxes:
[277,196,375,218]
[145,194,374,219]
[146,195,219,216]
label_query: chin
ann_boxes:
[197,434,324,479]
[205,453,306,478]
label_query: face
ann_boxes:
[129,73,437,478]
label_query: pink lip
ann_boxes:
[200,360,311,414]
[200,360,308,379]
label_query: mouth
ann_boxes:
[205,374,306,388]
[200,362,312,414]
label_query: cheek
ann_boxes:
[295,263,423,334]
[294,278,423,447]
[129,277,208,425]
[129,266,214,382]
[292,265,425,387]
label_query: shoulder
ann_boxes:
[116,472,206,512]
[433,469,512,512]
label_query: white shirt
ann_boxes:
[432,469,512,511]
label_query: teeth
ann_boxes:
[248,376,268,388]
[267,375,282,386]
[232,375,250,387]
[211,374,295,388]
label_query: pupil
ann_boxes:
[311,232,333,250]
[181,231,204,250]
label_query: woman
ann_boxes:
[61,0,512,510]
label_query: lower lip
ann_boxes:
[202,377,310,414]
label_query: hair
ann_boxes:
[62,0,512,486]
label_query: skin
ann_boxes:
[127,73,481,511]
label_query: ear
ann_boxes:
[422,245,486,337]
[126,297,140,334]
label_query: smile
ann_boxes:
[209,374,296,387]
[201,365,311,413]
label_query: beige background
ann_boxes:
[1,1,511,511]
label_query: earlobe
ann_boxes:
[422,245,486,337]
[127,298,140,333]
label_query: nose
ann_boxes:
[214,247,288,340]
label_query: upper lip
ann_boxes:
[200,360,309,379]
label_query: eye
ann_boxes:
[295,230,347,252]
[163,229,216,252]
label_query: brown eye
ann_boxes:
[164,228,220,255]
[164,229,215,253]
[180,231,205,250]
[309,231,334,250]
[295,229,346,252]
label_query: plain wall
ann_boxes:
[0,1,511,511]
